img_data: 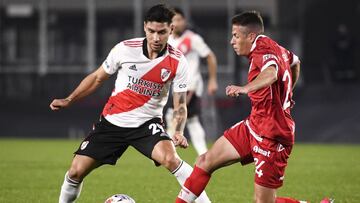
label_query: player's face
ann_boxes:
[230,25,255,56]
[144,21,172,53]
[172,13,186,35]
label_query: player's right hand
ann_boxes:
[49,98,72,111]
[172,132,189,148]
[226,85,248,97]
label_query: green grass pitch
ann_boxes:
[0,139,359,202]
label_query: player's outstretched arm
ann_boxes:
[171,91,189,148]
[206,51,218,95]
[290,62,300,90]
[226,65,277,97]
[50,66,110,110]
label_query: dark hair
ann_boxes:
[231,11,264,34]
[173,7,185,18]
[144,4,175,24]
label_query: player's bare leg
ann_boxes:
[254,183,276,203]
[176,136,241,203]
[68,154,100,181]
[254,183,311,203]
[152,140,182,171]
[151,140,211,203]
[59,155,100,203]
[196,136,241,173]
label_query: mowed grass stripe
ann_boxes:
[0,139,359,202]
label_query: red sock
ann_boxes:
[184,166,211,196]
[175,199,187,203]
[175,166,211,203]
[276,197,302,203]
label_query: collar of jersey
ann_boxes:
[250,34,267,53]
[142,38,167,59]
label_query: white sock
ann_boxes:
[187,116,208,155]
[172,161,211,203]
[178,186,197,203]
[59,171,83,203]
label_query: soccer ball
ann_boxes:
[104,194,136,203]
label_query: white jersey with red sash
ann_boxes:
[168,30,210,96]
[101,38,188,127]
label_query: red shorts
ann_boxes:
[223,120,292,189]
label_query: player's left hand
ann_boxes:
[172,132,189,148]
[226,85,248,97]
[49,98,72,110]
[207,79,218,95]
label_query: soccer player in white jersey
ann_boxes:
[166,7,218,155]
[50,4,211,203]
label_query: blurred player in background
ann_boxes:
[175,11,333,203]
[166,7,218,155]
[50,4,211,203]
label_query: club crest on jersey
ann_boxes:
[80,141,89,150]
[161,68,171,82]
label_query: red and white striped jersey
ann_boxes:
[101,38,188,127]
[168,30,211,96]
[246,35,300,145]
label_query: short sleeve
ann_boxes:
[172,56,189,93]
[259,53,279,74]
[289,51,300,66]
[192,34,211,58]
[102,43,123,75]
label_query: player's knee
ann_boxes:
[161,154,180,171]
[196,153,212,172]
[68,164,86,182]
[254,191,275,203]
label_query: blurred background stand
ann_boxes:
[0,0,359,143]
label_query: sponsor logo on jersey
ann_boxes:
[277,143,285,152]
[127,76,163,97]
[178,84,187,89]
[104,60,110,69]
[80,141,89,150]
[161,68,171,82]
[128,64,137,71]
[262,54,277,63]
[253,145,270,157]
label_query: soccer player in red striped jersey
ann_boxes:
[176,11,332,203]
[50,4,210,203]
